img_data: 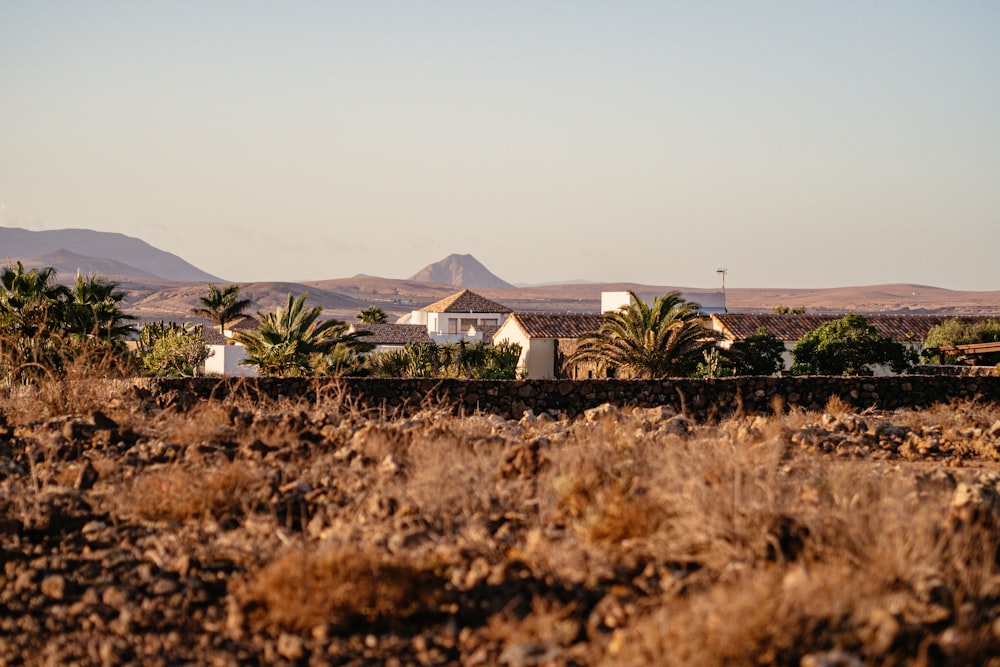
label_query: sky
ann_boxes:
[1,2,998,290]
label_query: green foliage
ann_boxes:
[567,291,717,379]
[0,263,136,385]
[235,293,371,377]
[791,313,916,376]
[773,306,806,314]
[64,272,137,344]
[0,262,70,339]
[923,318,1000,364]
[357,305,388,324]
[136,321,210,377]
[694,348,735,378]
[191,284,250,337]
[482,340,522,379]
[365,340,521,379]
[731,327,786,376]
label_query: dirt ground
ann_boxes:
[3,384,1000,666]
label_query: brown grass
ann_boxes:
[123,462,263,522]
[6,375,1000,665]
[238,546,449,633]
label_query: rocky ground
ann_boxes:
[3,384,1000,666]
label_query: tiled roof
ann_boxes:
[420,289,512,314]
[228,315,261,331]
[507,312,605,339]
[349,323,433,346]
[711,313,994,343]
[478,324,501,343]
[201,327,229,346]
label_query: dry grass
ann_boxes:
[238,546,449,633]
[122,462,263,522]
[5,375,1000,665]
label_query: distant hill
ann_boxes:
[7,249,164,281]
[0,227,222,283]
[408,253,513,289]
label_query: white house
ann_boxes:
[199,315,260,377]
[491,312,605,379]
[204,343,257,377]
[400,289,512,344]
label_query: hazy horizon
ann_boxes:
[2,3,998,291]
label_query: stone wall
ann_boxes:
[911,365,999,377]
[134,375,1000,421]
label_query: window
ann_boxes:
[448,318,458,334]
[481,319,498,326]
[461,318,477,330]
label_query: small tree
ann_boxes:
[694,348,735,378]
[924,317,1000,364]
[357,306,388,324]
[191,284,250,339]
[64,272,137,345]
[235,293,370,377]
[480,340,522,379]
[0,263,136,384]
[568,291,717,379]
[731,327,786,376]
[136,322,211,377]
[792,313,915,376]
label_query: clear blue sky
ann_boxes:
[1,2,998,290]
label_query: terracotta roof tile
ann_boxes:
[711,313,994,343]
[349,323,433,345]
[508,312,605,339]
[420,289,512,314]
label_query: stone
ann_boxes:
[75,460,99,491]
[40,574,66,600]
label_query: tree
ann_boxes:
[480,340,522,379]
[694,348,735,378]
[731,327,786,376]
[0,263,136,384]
[136,321,211,377]
[773,306,806,315]
[191,284,250,339]
[0,262,70,339]
[567,291,717,379]
[357,305,388,324]
[64,272,137,344]
[791,313,916,376]
[234,293,371,377]
[924,317,1000,364]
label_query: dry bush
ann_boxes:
[401,422,507,531]
[150,401,237,449]
[122,462,262,522]
[238,546,449,633]
[482,597,584,661]
[608,562,868,666]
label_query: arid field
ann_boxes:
[3,378,1000,666]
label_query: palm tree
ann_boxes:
[0,262,70,338]
[235,292,370,377]
[357,305,388,324]
[65,271,137,343]
[191,284,250,339]
[567,291,718,379]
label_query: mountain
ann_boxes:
[408,253,514,289]
[0,227,222,283]
[7,249,164,280]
